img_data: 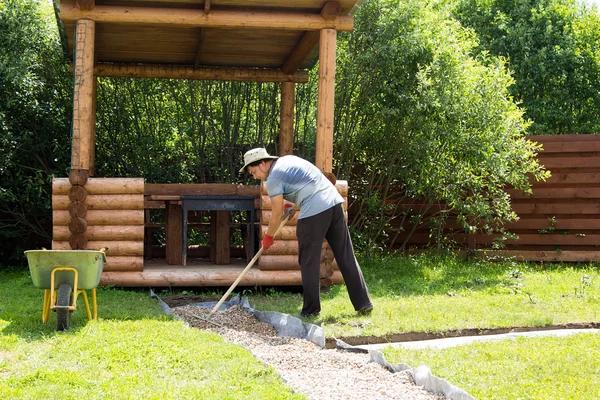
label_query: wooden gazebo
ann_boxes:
[51,0,362,287]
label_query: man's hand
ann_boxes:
[284,203,296,219]
[262,234,274,250]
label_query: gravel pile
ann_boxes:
[173,305,445,400]
[173,305,277,335]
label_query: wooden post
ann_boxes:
[89,77,97,176]
[166,201,182,265]
[71,19,96,171]
[210,211,216,262]
[315,28,337,173]
[279,82,295,156]
[215,211,230,265]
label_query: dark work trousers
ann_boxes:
[296,203,372,315]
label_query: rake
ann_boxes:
[204,206,295,323]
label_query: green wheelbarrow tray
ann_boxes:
[25,250,106,290]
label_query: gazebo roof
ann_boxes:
[55,0,363,76]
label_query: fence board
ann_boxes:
[390,134,600,261]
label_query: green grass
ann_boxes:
[0,270,303,400]
[382,333,600,399]
[244,254,600,338]
[2,254,599,399]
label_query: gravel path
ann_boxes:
[173,306,444,400]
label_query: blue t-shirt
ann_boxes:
[265,155,343,219]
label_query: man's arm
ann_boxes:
[267,194,284,236]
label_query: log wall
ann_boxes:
[259,180,349,286]
[52,177,145,271]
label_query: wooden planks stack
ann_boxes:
[258,181,349,285]
[52,175,145,271]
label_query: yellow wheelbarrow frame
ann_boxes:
[41,267,98,323]
[25,250,106,330]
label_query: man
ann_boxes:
[240,148,373,317]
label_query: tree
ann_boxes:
[453,0,600,135]
[333,0,549,252]
[0,0,72,265]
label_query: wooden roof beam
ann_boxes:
[76,0,94,11]
[204,0,210,14]
[282,2,343,74]
[59,4,354,31]
[193,29,205,69]
[93,63,309,83]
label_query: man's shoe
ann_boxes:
[357,305,373,315]
[296,312,319,318]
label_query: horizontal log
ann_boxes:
[259,255,302,270]
[53,177,145,195]
[54,225,144,241]
[477,250,600,262]
[538,157,600,169]
[53,194,144,210]
[259,248,332,271]
[59,4,355,31]
[94,63,309,83]
[100,268,344,287]
[148,195,180,201]
[262,240,332,256]
[532,172,600,185]
[262,210,297,226]
[261,180,348,196]
[505,218,600,230]
[104,256,144,272]
[54,209,144,225]
[508,188,600,199]
[52,240,144,256]
[539,141,600,153]
[262,225,298,240]
[261,195,347,211]
[145,183,260,197]
[263,240,299,255]
[512,203,600,215]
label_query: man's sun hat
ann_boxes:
[239,147,279,173]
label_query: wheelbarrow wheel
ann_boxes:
[56,283,72,331]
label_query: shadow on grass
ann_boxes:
[0,269,169,341]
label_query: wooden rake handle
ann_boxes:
[206,207,295,320]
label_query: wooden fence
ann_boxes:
[378,134,600,262]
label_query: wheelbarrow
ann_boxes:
[24,249,107,331]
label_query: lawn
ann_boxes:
[382,333,600,399]
[0,269,303,400]
[1,253,599,399]
[246,254,600,338]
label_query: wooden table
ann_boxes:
[181,194,255,266]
